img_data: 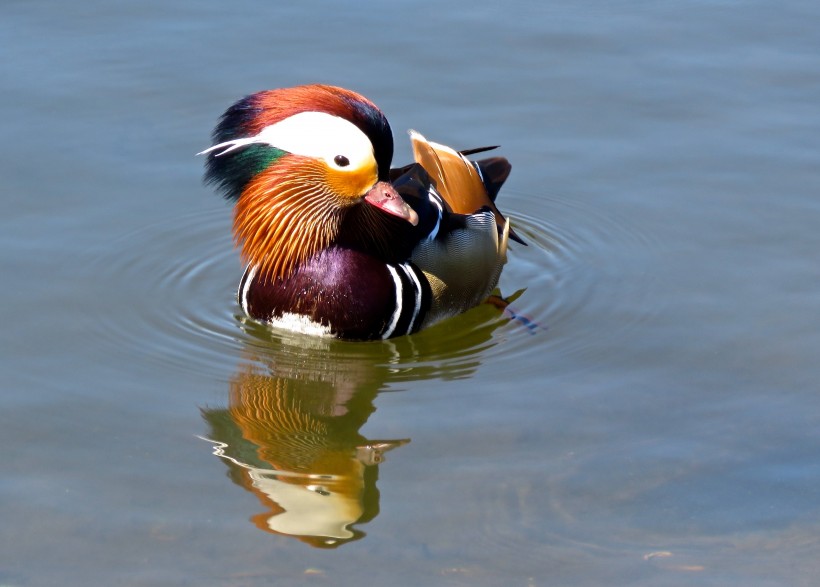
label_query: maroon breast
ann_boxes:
[240,245,430,340]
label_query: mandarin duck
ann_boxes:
[201,84,522,340]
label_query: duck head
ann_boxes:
[200,84,418,281]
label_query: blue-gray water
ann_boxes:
[3,2,820,585]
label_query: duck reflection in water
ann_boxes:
[201,352,409,548]
[201,300,522,547]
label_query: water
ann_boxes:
[2,1,820,585]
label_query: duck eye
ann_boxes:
[334,155,350,167]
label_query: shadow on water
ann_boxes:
[200,306,514,548]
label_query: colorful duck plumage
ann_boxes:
[201,84,520,340]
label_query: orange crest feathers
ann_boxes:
[233,156,344,281]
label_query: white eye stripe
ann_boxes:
[199,111,375,171]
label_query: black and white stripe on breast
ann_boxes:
[237,262,257,318]
[381,261,430,338]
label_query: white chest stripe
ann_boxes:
[239,264,257,316]
[382,265,404,339]
[399,263,423,332]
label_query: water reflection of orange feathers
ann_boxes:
[202,363,408,548]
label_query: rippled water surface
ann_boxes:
[3,1,820,585]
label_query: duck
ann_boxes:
[200,84,522,340]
